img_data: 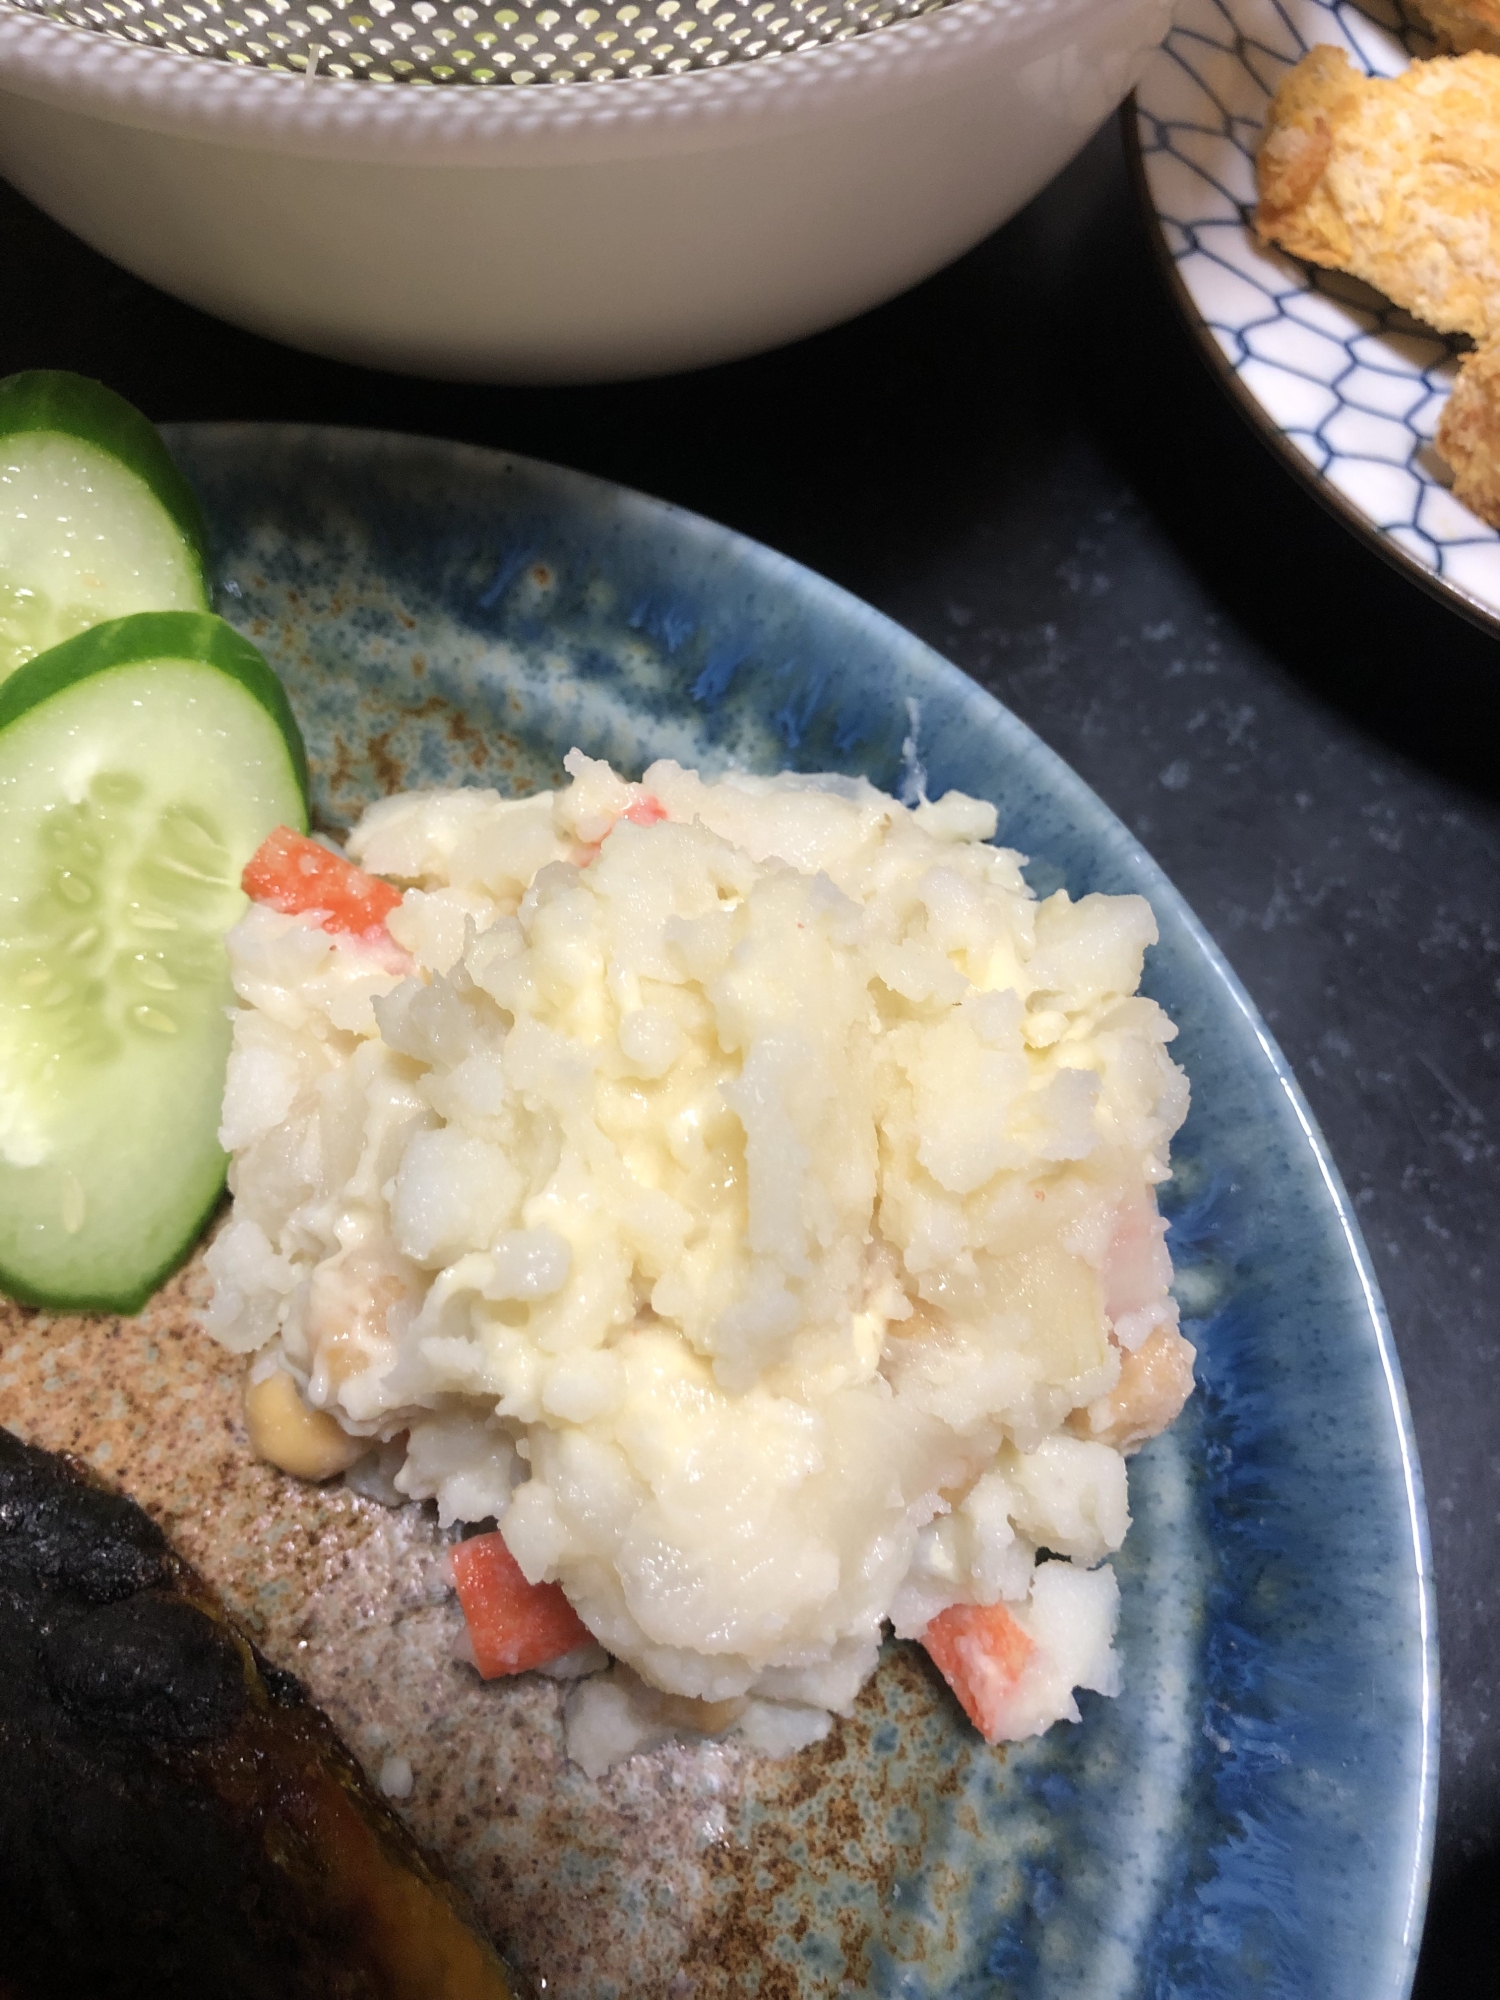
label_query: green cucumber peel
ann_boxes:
[0,610,311,809]
[0,611,311,1314]
[0,371,212,602]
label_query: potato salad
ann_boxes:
[205,753,1194,1770]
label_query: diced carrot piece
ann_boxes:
[450,1530,593,1678]
[242,825,402,938]
[922,1601,1036,1743]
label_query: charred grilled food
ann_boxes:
[0,1425,520,2000]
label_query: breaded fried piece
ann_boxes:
[1436,338,1500,520]
[1256,46,1500,341]
[1256,46,1500,527]
[1410,0,1500,58]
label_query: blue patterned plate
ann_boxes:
[1130,0,1500,633]
[166,423,1436,2000]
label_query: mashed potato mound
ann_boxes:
[206,752,1193,1760]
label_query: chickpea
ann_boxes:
[244,1367,370,1482]
[655,1692,747,1736]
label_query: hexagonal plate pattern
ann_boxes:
[1132,0,1500,630]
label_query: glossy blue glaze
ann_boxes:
[165,423,1436,2000]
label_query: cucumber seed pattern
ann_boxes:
[3,774,236,1088]
[0,576,102,684]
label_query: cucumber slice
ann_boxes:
[0,611,309,1314]
[0,372,211,689]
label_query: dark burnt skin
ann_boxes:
[0,1427,521,2000]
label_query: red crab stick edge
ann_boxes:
[921,1600,1036,1743]
[242,825,402,937]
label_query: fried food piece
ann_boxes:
[1255,46,1500,341]
[0,1426,523,2000]
[1409,0,1500,57]
[1256,46,1500,527]
[1435,337,1500,518]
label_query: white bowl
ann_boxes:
[0,0,1171,381]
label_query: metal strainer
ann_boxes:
[6,0,955,87]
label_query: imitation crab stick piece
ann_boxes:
[922,1601,1036,1744]
[242,824,403,937]
[450,1530,594,1678]
[572,793,669,867]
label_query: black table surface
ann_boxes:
[4,107,1495,1996]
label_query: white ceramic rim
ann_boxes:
[0,0,1096,160]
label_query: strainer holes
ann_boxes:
[22,0,965,86]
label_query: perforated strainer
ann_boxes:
[6,0,952,86]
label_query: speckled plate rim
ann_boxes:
[1120,89,1500,644]
[165,420,1439,1996]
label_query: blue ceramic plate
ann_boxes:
[165,422,1436,2000]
